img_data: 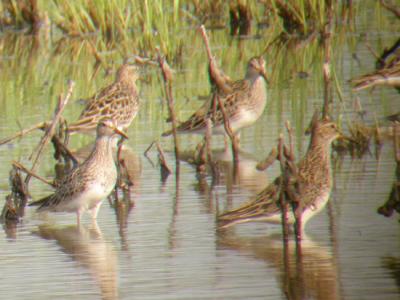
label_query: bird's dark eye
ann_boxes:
[99,122,107,128]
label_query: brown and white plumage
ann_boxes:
[351,49,400,91]
[68,64,140,134]
[30,120,128,224]
[218,120,341,230]
[162,57,268,137]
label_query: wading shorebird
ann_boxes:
[30,120,128,224]
[218,119,341,231]
[162,57,268,143]
[68,64,140,134]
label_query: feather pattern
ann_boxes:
[30,121,123,223]
[162,57,267,136]
[218,120,341,230]
[68,64,140,133]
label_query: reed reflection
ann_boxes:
[382,256,400,290]
[182,147,268,193]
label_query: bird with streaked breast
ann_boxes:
[218,119,341,231]
[30,120,128,224]
[162,57,268,140]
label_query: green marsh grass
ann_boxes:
[0,1,397,158]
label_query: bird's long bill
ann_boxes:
[113,127,129,139]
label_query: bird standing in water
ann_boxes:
[162,56,268,143]
[30,120,128,224]
[218,119,341,231]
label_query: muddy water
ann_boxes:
[0,8,400,300]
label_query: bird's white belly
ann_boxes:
[60,182,112,212]
[213,109,259,135]
[255,191,331,226]
[232,109,260,130]
[302,191,331,225]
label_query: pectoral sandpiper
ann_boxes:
[30,120,128,224]
[218,119,341,231]
[162,57,267,139]
[68,64,140,134]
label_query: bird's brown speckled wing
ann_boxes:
[167,80,251,134]
[69,81,139,132]
[30,167,88,210]
[218,177,281,226]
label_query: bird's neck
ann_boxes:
[86,136,115,165]
[247,75,267,108]
[304,136,333,170]
[245,70,263,84]
[116,74,136,88]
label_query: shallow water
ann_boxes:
[1,4,400,300]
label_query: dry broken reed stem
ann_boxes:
[380,0,400,18]
[156,49,180,164]
[204,118,213,164]
[199,25,232,94]
[0,122,45,146]
[156,142,172,180]
[115,137,131,192]
[395,123,400,163]
[51,135,78,166]
[322,0,334,119]
[143,141,157,169]
[365,40,382,62]
[199,25,213,64]
[204,117,218,177]
[1,81,74,223]
[195,142,207,174]
[274,122,304,242]
[26,80,75,185]
[144,141,155,158]
[285,121,295,160]
[12,161,55,187]
[256,147,278,171]
[216,96,240,165]
[1,195,18,223]
[277,134,290,241]
[199,25,239,165]
[285,121,302,241]
[1,167,30,223]
[377,123,400,217]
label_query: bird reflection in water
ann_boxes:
[217,230,341,300]
[178,147,269,217]
[34,223,118,300]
